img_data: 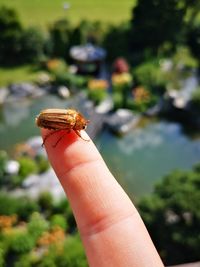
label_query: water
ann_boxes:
[96,121,200,199]
[0,95,200,198]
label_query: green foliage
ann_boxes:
[0,193,19,215]
[10,231,35,254]
[0,151,8,181]
[113,92,123,110]
[191,87,200,110]
[14,255,31,267]
[20,26,45,63]
[134,61,167,94]
[50,214,68,231]
[55,236,88,267]
[49,19,71,59]
[0,6,23,65]
[53,198,76,232]
[0,193,38,219]
[38,192,54,212]
[88,89,107,105]
[36,257,56,267]
[18,156,38,179]
[103,23,130,62]
[71,20,105,46]
[0,246,4,267]
[187,22,200,63]
[35,155,50,174]
[27,212,49,241]
[130,0,187,57]
[17,197,39,221]
[138,165,200,265]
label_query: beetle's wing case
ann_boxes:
[36,109,77,130]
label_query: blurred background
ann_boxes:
[0,0,200,266]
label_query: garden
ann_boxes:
[0,0,200,266]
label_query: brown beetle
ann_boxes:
[35,109,90,146]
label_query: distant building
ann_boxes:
[69,43,106,75]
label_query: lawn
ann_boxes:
[0,0,136,28]
[0,65,45,87]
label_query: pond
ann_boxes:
[0,95,200,198]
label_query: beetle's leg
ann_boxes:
[52,130,71,147]
[74,130,90,142]
[42,129,63,147]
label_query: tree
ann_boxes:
[187,24,200,68]
[130,0,188,58]
[20,26,45,63]
[138,164,200,265]
[0,6,23,65]
[49,19,71,59]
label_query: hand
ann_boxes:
[41,129,164,267]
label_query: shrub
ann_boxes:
[50,214,68,231]
[138,165,200,265]
[14,255,31,267]
[191,87,200,110]
[38,192,54,212]
[35,155,49,174]
[0,193,18,215]
[0,6,23,65]
[0,246,4,267]
[18,156,38,179]
[55,236,88,267]
[103,23,130,63]
[134,61,167,94]
[0,150,8,182]
[28,212,49,241]
[17,198,39,221]
[88,89,107,105]
[49,19,71,59]
[20,26,45,63]
[113,92,123,110]
[10,231,35,254]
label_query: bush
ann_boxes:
[0,150,8,182]
[113,92,123,110]
[0,6,23,65]
[0,193,18,215]
[38,192,54,212]
[10,231,35,254]
[49,19,71,59]
[18,156,38,179]
[55,236,88,267]
[28,212,49,241]
[17,198,39,221]
[50,214,68,231]
[191,87,200,110]
[134,61,167,95]
[35,155,49,174]
[53,199,76,232]
[88,89,107,105]
[20,26,45,63]
[138,164,200,265]
[0,246,4,267]
[14,255,31,267]
[103,23,130,63]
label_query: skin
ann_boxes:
[41,128,164,267]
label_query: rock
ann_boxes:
[9,83,45,99]
[95,97,113,114]
[5,160,20,175]
[58,86,70,99]
[0,87,9,104]
[106,109,140,135]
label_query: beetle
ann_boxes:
[35,108,90,146]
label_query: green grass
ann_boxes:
[0,0,136,28]
[0,65,45,86]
